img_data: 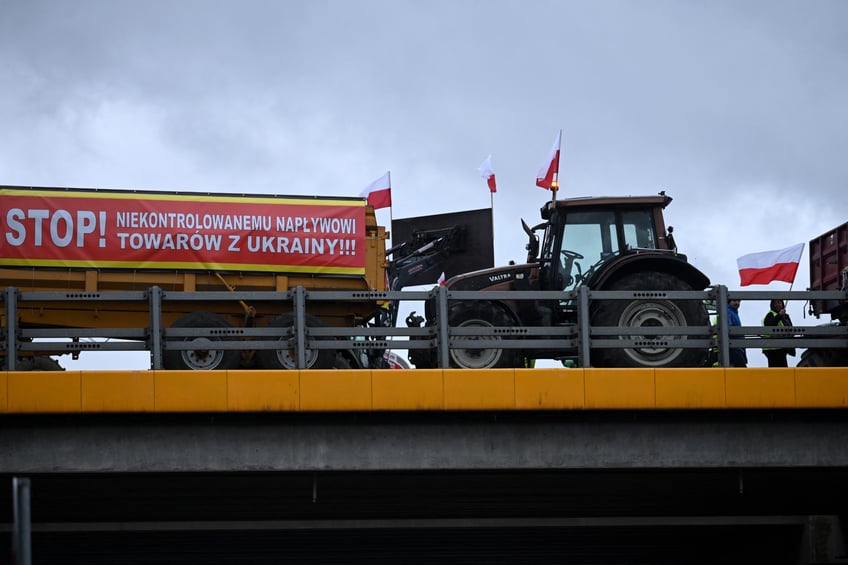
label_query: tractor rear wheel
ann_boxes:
[591,272,708,368]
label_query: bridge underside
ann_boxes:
[3,468,846,564]
[2,411,847,563]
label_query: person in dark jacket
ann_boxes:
[763,298,795,367]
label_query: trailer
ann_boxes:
[0,185,388,370]
[799,221,848,366]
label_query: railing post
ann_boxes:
[436,285,450,369]
[295,285,307,369]
[4,287,18,371]
[716,285,730,367]
[12,477,32,565]
[148,286,164,370]
[577,285,591,368]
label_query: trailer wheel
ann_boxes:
[448,303,520,369]
[591,271,708,368]
[163,312,242,371]
[257,314,336,370]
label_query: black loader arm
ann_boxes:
[385,225,465,325]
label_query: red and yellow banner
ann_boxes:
[0,188,367,274]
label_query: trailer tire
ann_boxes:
[163,312,242,371]
[6,356,65,371]
[797,348,848,367]
[448,302,520,369]
[591,271,708,368]
[257,314,336,370]
[408,346,437,369]
[334,352,354,369]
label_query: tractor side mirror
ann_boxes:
[522,219,539,263]
[666,226,677,253]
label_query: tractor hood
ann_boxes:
[446,263,539,292]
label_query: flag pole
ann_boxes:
[787,243,806,307]
[388,171,393,231]
[550,129,562,208]
[785,281,795,308]
[490,189,496,260]
[478,155,496,253]
[550,168,558,207]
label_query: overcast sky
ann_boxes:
[2,0,846,368]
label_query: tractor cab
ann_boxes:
[529,193,677,294]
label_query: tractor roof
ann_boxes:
[542,193,672,218]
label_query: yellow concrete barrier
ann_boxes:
[444,369,515,410]
[0,372,7,413]
[82,371,154,412]
[7,371,81,413]
[515,368,584,409]
[725,367,795,408]
[299,369,372,411]
[655,368,725,409]
[1,367,848,414]
[372,369,443,411]
[585,368,655,409]
[795,367,848,408]
[228,370,299,412]
[155,370,228,412]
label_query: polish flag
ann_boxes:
[736,243,804,286]
[478,155,497,193]
[436,272,446,286]
[360,171,392,209]
[536,129,562,190]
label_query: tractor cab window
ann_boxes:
[557,210,619,291]
[621,209,657,250]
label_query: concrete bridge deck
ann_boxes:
[3,367,847,563]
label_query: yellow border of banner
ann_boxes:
[0,188,365,209]
[0,257,363,275]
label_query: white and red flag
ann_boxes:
[436,272,446,286]
[360,171,392,209]
[736,243,804,286]
[536,129,562,190]
[478,155,497,193]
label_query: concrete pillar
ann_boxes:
[799,515,846,564]
[12,477,32,565]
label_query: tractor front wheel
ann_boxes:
[448,302,520,369]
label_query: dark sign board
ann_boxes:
[391,208,494,288]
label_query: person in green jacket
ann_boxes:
[763,299,795,367]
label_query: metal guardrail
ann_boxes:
[2,285,847,370]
